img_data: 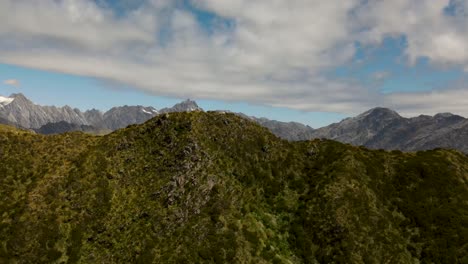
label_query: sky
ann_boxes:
[1,0,468,127]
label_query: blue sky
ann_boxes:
[1,0,468,127]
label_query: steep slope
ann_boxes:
[311,107,403,145]
[0,116,18,127]
[242,114,315,141]
[83,109,104,126]
[311,107,468,152]
[366,113,468,152]
[0,112,467,263]
[0,94,204,132]
[100,105,158,131]
[0,94,89,128]
[159,99,202,113]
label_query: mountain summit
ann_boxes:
[356,107,401,120]
[160,99,202,113]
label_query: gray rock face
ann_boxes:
[101,106,159,131]
[0,116,18,127]
[0,93,88,129]
[255,118,315,141]
[84,109,104,126]
[244,115,315,141]
[311,107,403,145]
[0,94,197,131]
[160,99,202,113]
[310,107,468,153]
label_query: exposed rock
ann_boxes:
[159,99,202,113]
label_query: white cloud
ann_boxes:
[0,0,467,115]
[3,79,20,87]
[386,88,468,117]
[355,0,468,68]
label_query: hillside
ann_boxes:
[0,112,467,263]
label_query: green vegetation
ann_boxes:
[0,112,467,263]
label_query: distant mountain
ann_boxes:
[99,105,159,131]
[253,118,315,141]
[310,107,468,153]
[34,121,100,135]
[233,112,316,141]
[159,99,202,113]
[0,94,200,132]
[0,93,88,128]
[311,107,403,145]
[4,93,468,153]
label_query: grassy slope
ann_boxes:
[0,113,467,263]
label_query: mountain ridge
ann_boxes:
[3,93,468,153]
[0,93,201,131]
[1,111,467,263]
[310,107,468,152]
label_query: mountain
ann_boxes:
[83,108,104,126]
[1,112,467,263]
[99,105,159,131]
[0,94,198,132]
[235,112,316,141]
[33,121,102,135]
[0,93,88,128]
[159,99,202,113]
[310,107,468,153]
[0,93,314,140]
[4,93,468,153]
[311,107,404,145]
[0,116,18,127]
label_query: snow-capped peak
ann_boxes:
[0,95,14,107]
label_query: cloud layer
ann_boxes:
[0,0,467,115]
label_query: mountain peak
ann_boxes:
[178,99,200,109]
[10,93,27,99]
[160,99,202,113]
[358,107,401,119]
[9,93,32,104]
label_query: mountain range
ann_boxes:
[1,111,467,263]
[0,94,201,132]
[2,93,468,153]
[309,107,468,153]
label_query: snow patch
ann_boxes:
[141,108,154,115]
[0,96,14,106]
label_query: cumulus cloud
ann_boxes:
[0,0,467,115]
[3,79,20,87]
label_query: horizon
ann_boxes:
[2,1,468,127]
[1,90,466,129]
